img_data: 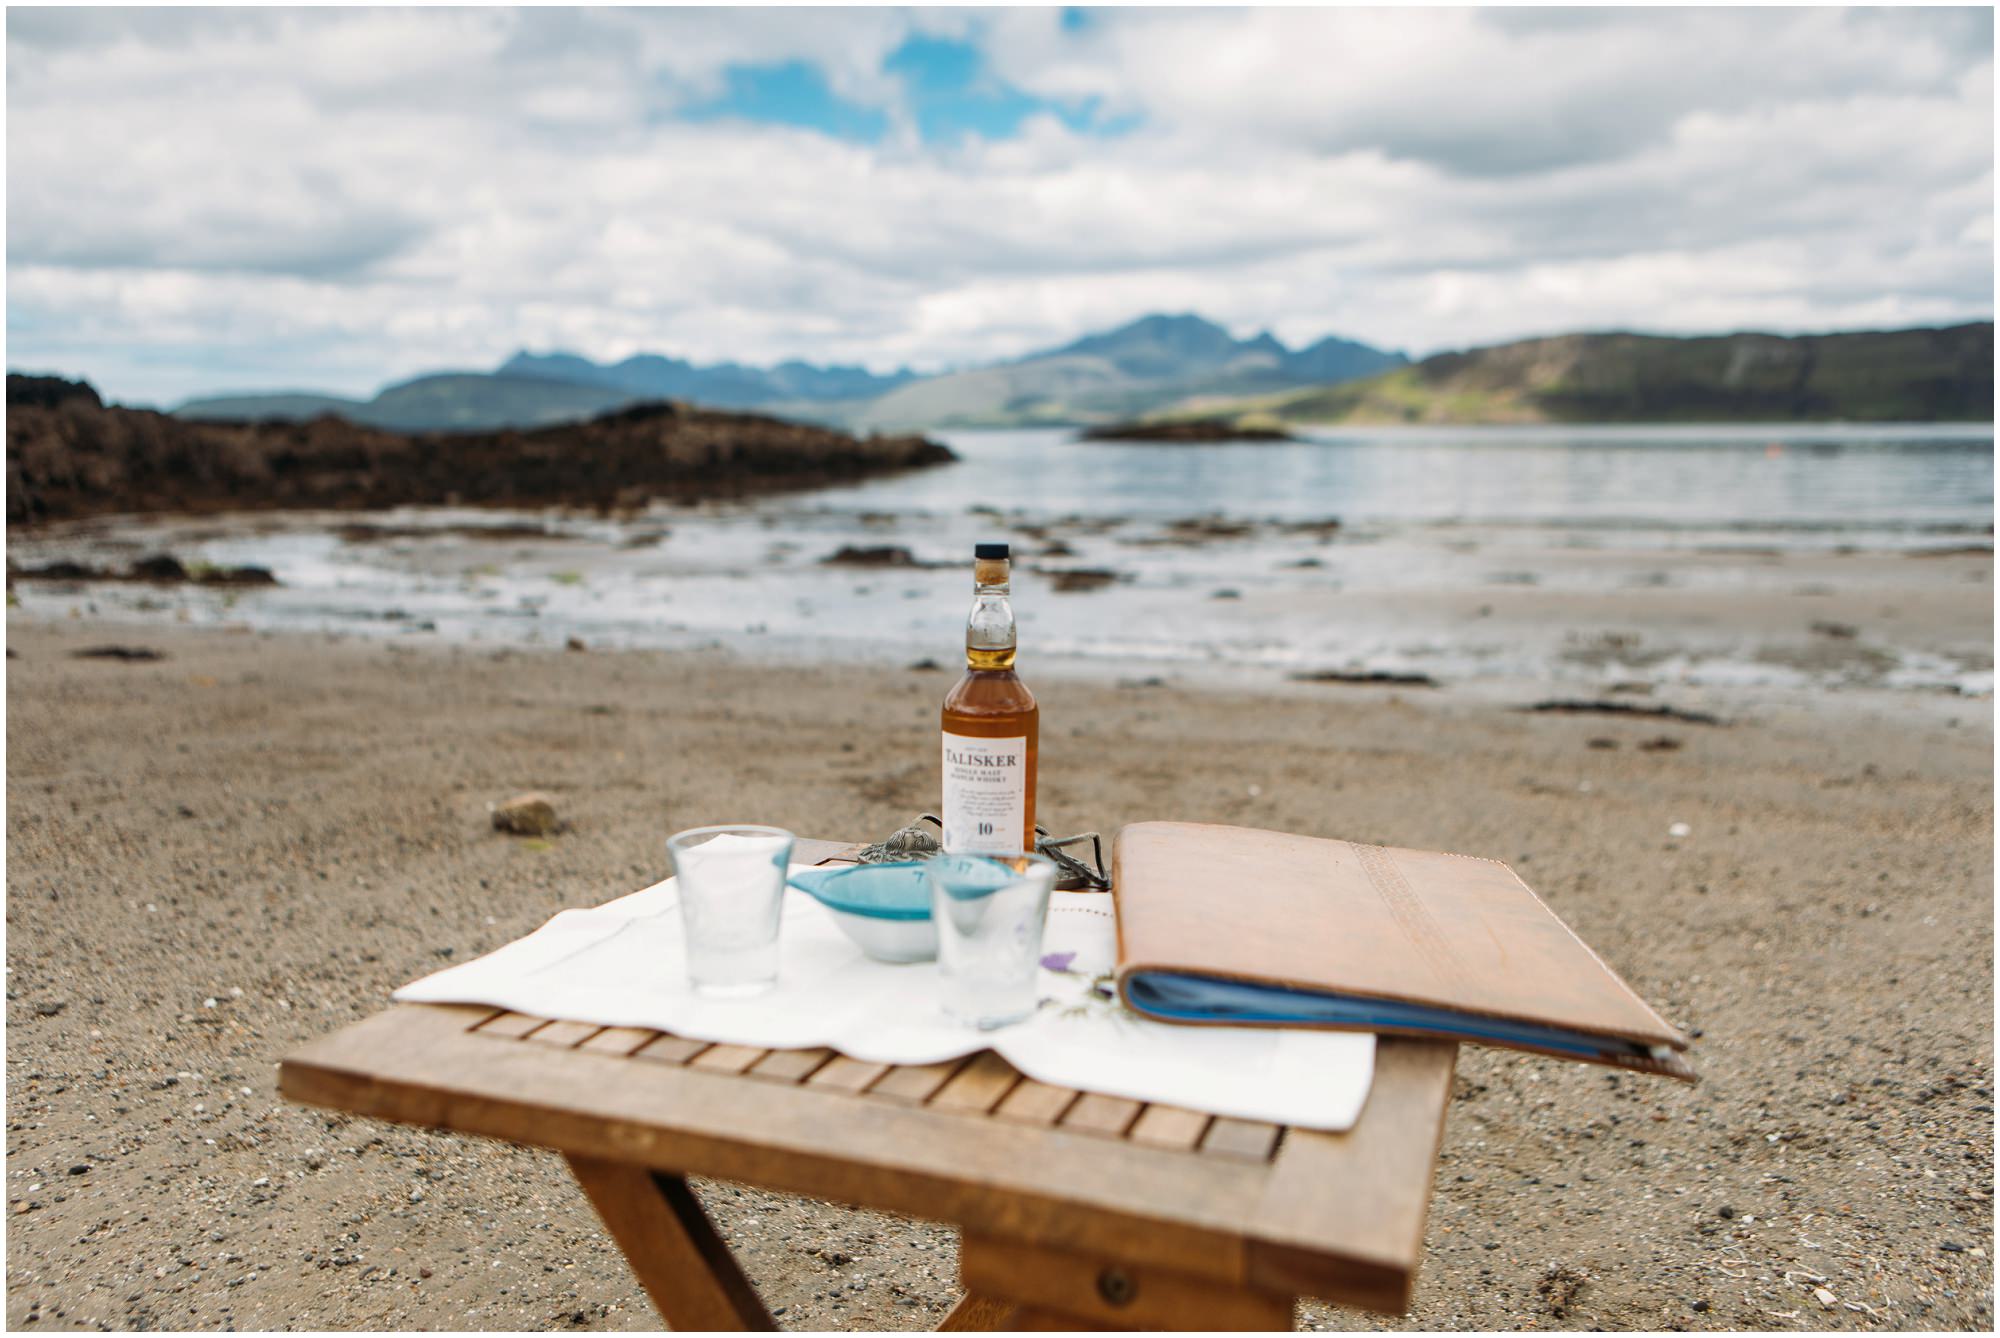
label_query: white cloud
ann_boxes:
[986,7,1990,176]
[4,6,1991,405]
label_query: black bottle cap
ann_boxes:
[974,542,1009,559]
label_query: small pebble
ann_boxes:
[491,793,560,837]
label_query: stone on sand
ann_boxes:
[491,792,560,836]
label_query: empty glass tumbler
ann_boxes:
[666,825,795,998]
[927,852,1058,1028]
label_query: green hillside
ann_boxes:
[1200,323,1993,425]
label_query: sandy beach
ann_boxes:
[4,612,1991,1331]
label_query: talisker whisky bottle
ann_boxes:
[941,542,1039,853]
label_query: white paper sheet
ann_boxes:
[394,867,1375,1131]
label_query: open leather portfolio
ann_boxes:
[1112,822,1696,1080]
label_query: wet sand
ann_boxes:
[6,505,1992,702]
[4,617,1992,1331]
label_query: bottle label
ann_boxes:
[941,732,1028,854]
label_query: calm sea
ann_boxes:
[851,423,1994,533]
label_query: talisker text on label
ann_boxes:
[944,748,1021,768]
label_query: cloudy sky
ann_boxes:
[7,5,1994,406]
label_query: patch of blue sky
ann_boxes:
[885,32,1134,143]
[679,60,889,142]
[674,32,1137,147]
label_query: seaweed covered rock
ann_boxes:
[7,380,956,524]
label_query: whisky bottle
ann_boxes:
[941,542,1039,854]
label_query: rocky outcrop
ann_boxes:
[820,545,926,568]
[1081,417,1293,442]
[6,376,956,525]
[8,374,102,411]
[7,554,279,586]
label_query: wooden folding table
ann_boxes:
[278,838,1458,1331]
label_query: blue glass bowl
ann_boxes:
[787,863,938,962]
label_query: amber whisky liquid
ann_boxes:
[941,547,1038,853]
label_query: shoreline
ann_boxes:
[5,617,1992,1330]
[7,497,1992,712]
[6,597,1988,737]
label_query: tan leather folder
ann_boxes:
[1113,821,1696,1080]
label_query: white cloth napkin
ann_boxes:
[394,863,1375,1131]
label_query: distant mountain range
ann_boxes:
[104,315,1998,433]
[1186,323,1995,425]
[849,314,1404,430]
[173,357,919,435]
[498,350,920,409]
[168,313,1405,433]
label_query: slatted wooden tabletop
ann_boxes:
[475,1006,1289,1161]
[278,837,1459,1330]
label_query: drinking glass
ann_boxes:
[927,852,1058,1029]
[666,824,795,998]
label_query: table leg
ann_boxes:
[567,1154,776,1331]
[936,1293,1022,1330]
